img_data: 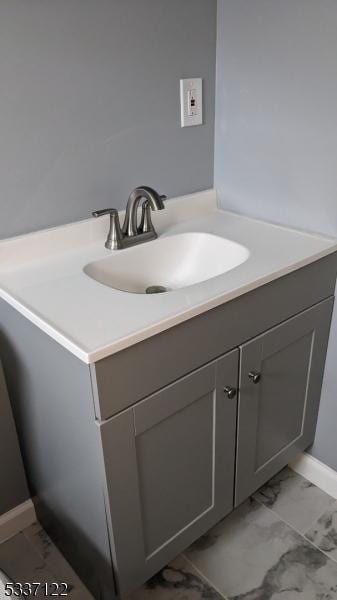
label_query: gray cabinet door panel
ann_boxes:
[136,387,215,557]
[235,298,334,506]
[100,349,238,596]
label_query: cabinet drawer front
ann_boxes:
[235,298,334,506]
[100,349,239,596]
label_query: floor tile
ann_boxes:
[305,500,337,561]
[23,522,93,598]
[0,532,60,599]
[0,526,92,599]
[128,555,224,600]
[185,498,337,599]
[254,466,335,533]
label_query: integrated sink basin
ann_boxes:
[1,188,337,362]
[84,232,250,294]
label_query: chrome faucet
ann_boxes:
[92,186,166,250]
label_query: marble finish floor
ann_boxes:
[0,522,93,599]
[2,468,337,599]
[130,467,337,600]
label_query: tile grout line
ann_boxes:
[301,497,337,536]
[252,490,336,537]
[22,525,45,561]
[22,525,85,592]
[21,526,48,566]
[255,469,337,535]
[253,494,337,567]
[181,553,230,600]
[22,525,61,578]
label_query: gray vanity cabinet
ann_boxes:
[100,349,239,596]
[235,298,334,506]
[1,253,337,600]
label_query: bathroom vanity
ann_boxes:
[0,190,337,599]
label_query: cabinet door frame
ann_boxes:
[100,349,239,596]
[235,298,334,506]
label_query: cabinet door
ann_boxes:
[100,350,238,596]
[235,298,334,506]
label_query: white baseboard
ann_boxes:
[0,500,36,544]
[290,452,337,499]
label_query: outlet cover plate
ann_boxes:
[180,78,203,127]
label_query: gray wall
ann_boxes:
[0,1,216,514]
[215,0,337,470]
[0,363,29,515]
[0,0,216,239]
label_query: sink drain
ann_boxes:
[145,285,168,294]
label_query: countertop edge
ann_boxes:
[1,245,337,365]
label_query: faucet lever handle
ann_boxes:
[92,208,118,218]
[92,208,124,250]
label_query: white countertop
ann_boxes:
[0,189,336,364]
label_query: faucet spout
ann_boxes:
[93,186,166,250]
[122,186,166,237]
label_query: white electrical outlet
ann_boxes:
[180,78,203,127]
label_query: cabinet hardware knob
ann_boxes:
[248,371,261,384]
[224,386,237,399]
